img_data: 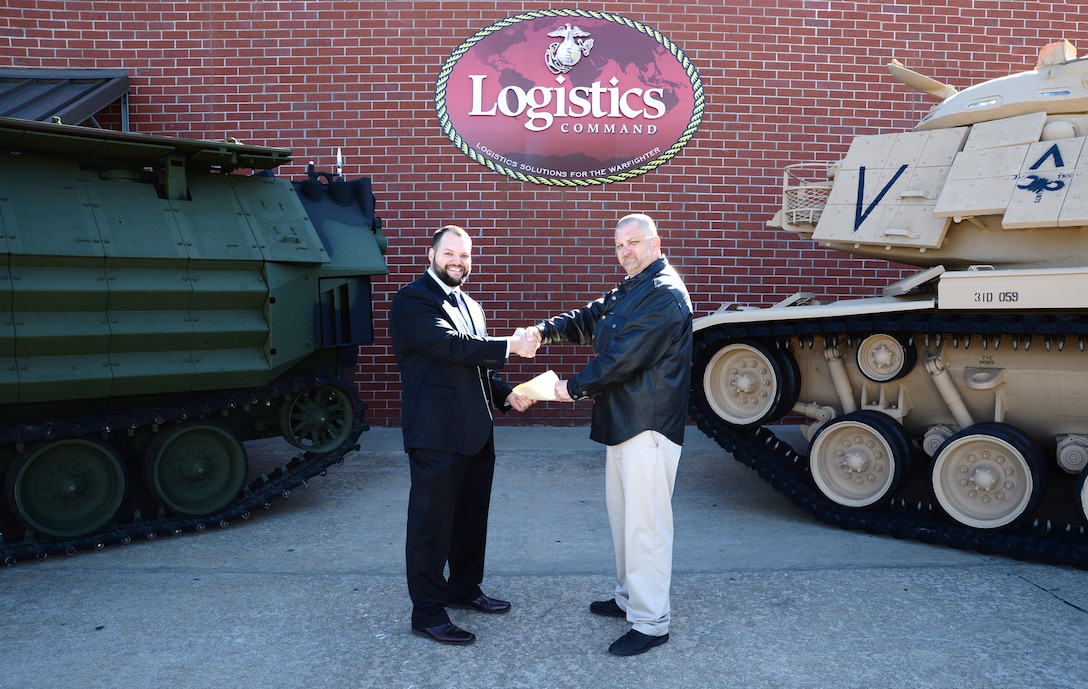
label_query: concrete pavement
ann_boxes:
[2,425,1087,689]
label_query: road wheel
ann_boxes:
[5,439,126,538]
[931,423,1044,530]
[698,340,800,428]
[144,422,248,516]
[809,410,913,508]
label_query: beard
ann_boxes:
[432,260,469,287]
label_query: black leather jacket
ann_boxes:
[536,257,693,446]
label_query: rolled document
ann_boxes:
[513,369,559,401]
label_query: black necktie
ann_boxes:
[449,291,476,334]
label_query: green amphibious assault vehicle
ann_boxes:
[0,116,388,564]
[689,41,1088,566]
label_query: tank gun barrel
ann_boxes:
[887,59,958,100]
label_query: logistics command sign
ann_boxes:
[435,9,705,186]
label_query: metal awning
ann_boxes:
[0,67,130,130]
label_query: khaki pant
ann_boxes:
[605,429,681,636]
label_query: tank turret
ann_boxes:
[775,40,1088,272]
[690,42,1088,567]
[0,116,388,563]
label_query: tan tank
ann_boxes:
[689,41,1088,565]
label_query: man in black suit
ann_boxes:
[389,224,538,645]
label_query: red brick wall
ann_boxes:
[3,1,1085,427]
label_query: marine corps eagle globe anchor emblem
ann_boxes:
[545,23,594,74]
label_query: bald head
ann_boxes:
[614,213,662,277]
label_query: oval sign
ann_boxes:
[435,8,704,186]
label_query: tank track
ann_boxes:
[1,374,367,566]
[689,309,1088,569]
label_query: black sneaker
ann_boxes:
[589,599,625,617]
[608,629,669,656]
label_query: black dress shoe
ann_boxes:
[451,594,511,613]
[412,622,476,644]
[608,629,669,656]
[589,598,626,617]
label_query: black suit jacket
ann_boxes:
[390,272,513,455]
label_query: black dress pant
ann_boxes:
[405,434,496,628]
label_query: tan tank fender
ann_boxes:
[693,293,935,333]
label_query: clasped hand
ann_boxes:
[508,327,541,358]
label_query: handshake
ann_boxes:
[508,325,542,359]
[505,327,576,404]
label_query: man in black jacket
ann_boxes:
[529,213,693,657]
[390,224,538,645]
